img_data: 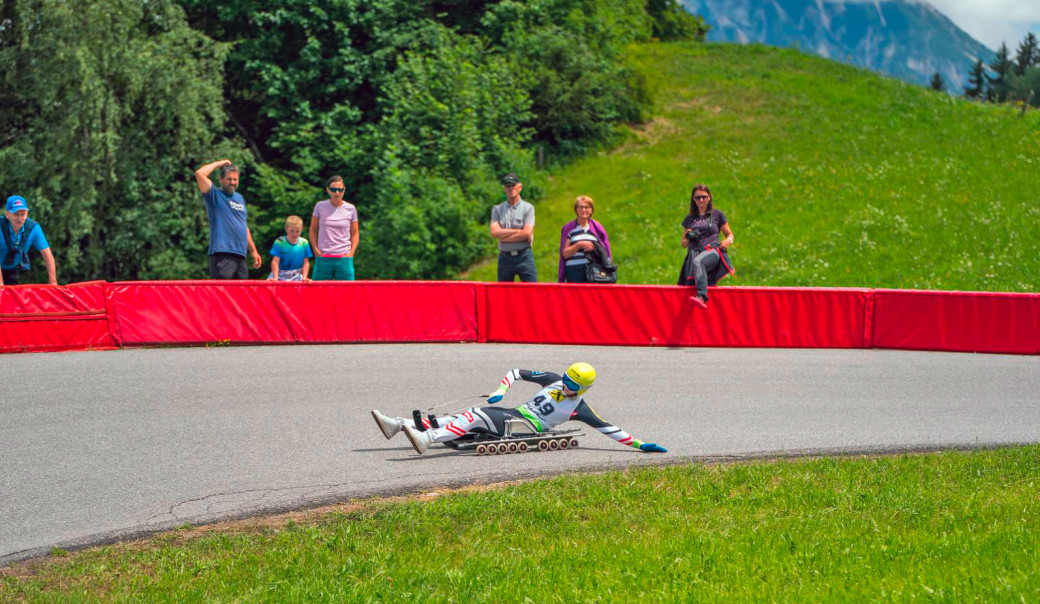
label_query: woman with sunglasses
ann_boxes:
[678,184,735,308]
[309,175,360,281]
[370,363,667,455]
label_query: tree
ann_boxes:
[0,0,231,282]
[1014,32,1039,76]
[964,58,987,100]
[646,0,710,42]
[988,42,1013,102]
[930,72,946,92]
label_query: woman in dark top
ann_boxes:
[678,184,734,308]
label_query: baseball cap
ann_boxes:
[501,173,520,186]
[6,195,29,213]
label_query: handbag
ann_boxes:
[585,240,617,284]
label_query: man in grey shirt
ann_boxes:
[489,173,536,282]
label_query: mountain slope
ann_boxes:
[681,0,993,89]
[463,42,1040,292]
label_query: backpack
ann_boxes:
[1,216,38,270]
[585,240,617,284]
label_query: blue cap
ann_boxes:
[6,196,28,213]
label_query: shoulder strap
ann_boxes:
[19,219,38,251]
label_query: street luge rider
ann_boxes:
[371,363,667,455]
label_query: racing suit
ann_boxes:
[409,369,658,451]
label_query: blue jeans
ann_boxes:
[690,249,720,300]
[497,249,537,282]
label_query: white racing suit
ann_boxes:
[411,369,653,450]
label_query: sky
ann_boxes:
[921,0,1040,50]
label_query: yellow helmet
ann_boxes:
[562,362,596,395]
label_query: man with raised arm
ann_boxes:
[195,159,262,279]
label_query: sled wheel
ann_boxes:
[493,443,505,455]
[548,439,560,451]
[538,440,550,451]
[558,438,569,449]
[476,444,487,456]
[507,442,519,454]
[569,438,579,448]
[518,442,529,452]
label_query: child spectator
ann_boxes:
[268,215,313,282]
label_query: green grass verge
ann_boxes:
[4,446,1040,601]
[465,42,1040,291]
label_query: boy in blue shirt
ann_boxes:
[1,195,57,286]
[269,215,313,281]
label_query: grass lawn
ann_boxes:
[4,446,1040,601]
[465,42,1040,292]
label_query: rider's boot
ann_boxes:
[403,424,434,455]
[371,409,404,440]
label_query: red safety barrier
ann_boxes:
[106,280,479,345]
[2,280,1038,355]
[482,284,873,348]
[873,289,1040,355]
[0,281,118,353]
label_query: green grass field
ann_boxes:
[466,42,1040,292]
[4,446,1039,601]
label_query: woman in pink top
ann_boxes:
[309,175,360,280]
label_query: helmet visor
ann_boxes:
[562,374,582,393]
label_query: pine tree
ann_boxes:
[1014,33,1039,76]
[964,58,987,99]
[988,43,1013,102]
[930,72,946,92]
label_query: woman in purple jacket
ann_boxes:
[558,195,612,283]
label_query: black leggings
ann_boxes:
[478,406,526,435]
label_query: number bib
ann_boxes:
[516,381,583,430]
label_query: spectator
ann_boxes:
[269,215,313,282]
[678,184,735,308]
[490,173,536,282]
[194,159,262,279]
[309,176,359,281]
[0,195,57,286]
[558,195,612,283]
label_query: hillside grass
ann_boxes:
[4,446,1040,601]
[465,42,1040,291]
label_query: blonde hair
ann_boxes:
[285,215,303,229]
[574,195,595,216]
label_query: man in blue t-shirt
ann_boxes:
[194,159,262,279]
[1,195,57,286]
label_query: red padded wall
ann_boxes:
[873,289,1040,354]
[106,280,478,345]
[0,282,117,353]
[2,280,1038,355]
[482,284,872,348]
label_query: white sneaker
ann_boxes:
[403,425,433,455]
[371,409,403,440]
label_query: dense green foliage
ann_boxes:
[1,0,707,282]
[5,446,1040,600]
[465,43,1040,292]
[0,0,229,281]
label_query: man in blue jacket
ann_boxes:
[1,195,57,286]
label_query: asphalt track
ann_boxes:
[2,344,1038,565]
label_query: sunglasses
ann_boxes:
[562,374,581,392]
[694,195,710,201]
[329,187,345,193]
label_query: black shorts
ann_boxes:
[1,268,20,285]
[209,253,248,279]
